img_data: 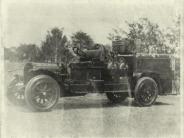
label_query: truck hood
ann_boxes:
[24,62,60,72]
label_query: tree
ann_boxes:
[108,18,167,54]
[41,27,73,64]
[71,31,94,50]
[164,15,181,55]
[4,47,17,61]
[16,44,41,61]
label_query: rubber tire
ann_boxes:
[106,93,128,103]
[25,75,60,112]
[134,77,158,107]
[7,78,25,105]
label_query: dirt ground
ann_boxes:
[2,61,182,138]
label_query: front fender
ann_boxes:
[23,62,63,83]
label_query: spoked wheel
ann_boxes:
[134,77,158,106]
[7,76,25,105]
[106,92,128,103]
[25,75,60,112]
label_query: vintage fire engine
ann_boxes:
[7,40,174,111]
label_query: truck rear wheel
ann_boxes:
[134,77,158,106]
[25,75,60,111]
[106,92,128,103]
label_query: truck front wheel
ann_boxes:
[134,77,158,106]
[25,75,60,111]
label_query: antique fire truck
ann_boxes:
[7,40,174,111]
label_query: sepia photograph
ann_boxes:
[1,0,183,137]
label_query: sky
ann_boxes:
[2,0,181,48]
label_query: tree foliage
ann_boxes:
[164,15,180,54]
[6,17,180,64]
[71,31,94,50]
[15,44,41,61]
[4,47,17,61]
[5,27,75,64]
[108,17,180,54]
[41,27,73,64]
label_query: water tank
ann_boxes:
[112,39,134,54]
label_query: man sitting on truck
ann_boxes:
[83,44,106,61]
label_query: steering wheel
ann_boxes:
[72,47,89,58]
